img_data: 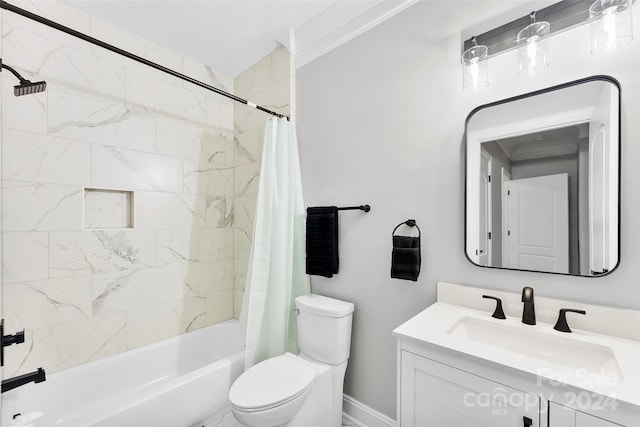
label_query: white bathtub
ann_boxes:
[1,319,245,427]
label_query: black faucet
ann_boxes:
[482,295,506,319]
[554,308,586,333]
[521,287,536,325]
[1,368,46,393]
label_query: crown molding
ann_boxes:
[291,0,418,70]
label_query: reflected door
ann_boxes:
[478,150,492,266]
[505,174,569,273]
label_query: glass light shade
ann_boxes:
[590,0,633,54]
[462,44,489,92]
[516,21,550,76]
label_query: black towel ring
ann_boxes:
[392,219,420,237]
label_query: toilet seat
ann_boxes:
[229,353,317,412]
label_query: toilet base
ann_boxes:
[231,357,347,427]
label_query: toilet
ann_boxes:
[229,294,354,427]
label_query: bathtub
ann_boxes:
[1,319,245,427]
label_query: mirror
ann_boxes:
[465,76,620,277]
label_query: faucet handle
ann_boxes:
[482,295,506,319]
[0,319,26,367]
[553,308,586,333]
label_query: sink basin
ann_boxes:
[394,299,640,407]
[447,316,623,378]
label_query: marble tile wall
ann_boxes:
[84,189,133,229]
[1,1,235,376]
[233,46,291,317]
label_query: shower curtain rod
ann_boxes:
[0,0,289,120]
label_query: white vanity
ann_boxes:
[393,283,640,427]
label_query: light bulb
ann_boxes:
[462,42,488,92]
[590,0,633,54]
[517,20,549,77]
[469,57,479,88]
[603,6,618,51]
[526,36,539,73]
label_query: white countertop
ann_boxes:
[393,301,640,407]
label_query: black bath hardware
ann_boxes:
[521,287,536,325]
[0,1,287,120]
[523,416,533,427]
[393,219,418,231]
[0,319,25,367]
[482,295,506,319]
[2,368,46,393]
[306,206,340,277]
[337,205,371,212]
[391,220,421,281]
[553,308,586,333]
[0,60,47,96]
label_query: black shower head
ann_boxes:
[0,59,47,97]
[13,80,47,96]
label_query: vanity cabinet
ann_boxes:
[398,347,633,427]
[394,286,640,427]
[549,402,623,427]
[400,351,540,426]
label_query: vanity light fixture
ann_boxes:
[516,12,550,76]
[462,37,489,92]
[461,0,635,92]
[589,0,633,54]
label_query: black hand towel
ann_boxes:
[306,206,339,277]
[391,221,421,281]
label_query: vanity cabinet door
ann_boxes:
[549,402,576,425]
[400,351,540,426]
[576,412,624,427]
[549,402,623,427]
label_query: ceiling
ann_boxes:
[65,0,415,77]
[62,0,562,78]
[495,124,587,162]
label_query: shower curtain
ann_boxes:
[241,117,310,369]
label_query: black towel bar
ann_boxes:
[337,205,371,212]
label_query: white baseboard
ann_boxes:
[342,394,396,427]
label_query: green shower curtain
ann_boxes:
[240,117,310,368]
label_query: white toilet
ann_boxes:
[229,294,354,427]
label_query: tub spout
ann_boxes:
[2,368,46,393]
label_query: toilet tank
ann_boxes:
[295,294,354,365]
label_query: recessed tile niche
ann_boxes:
[84,188,134,229]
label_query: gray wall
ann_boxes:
[296,0,639,419]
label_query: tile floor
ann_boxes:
[205,410,360,426]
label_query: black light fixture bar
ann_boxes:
[463,0,595,57]
[0,0,288,119]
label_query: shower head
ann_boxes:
[0,59,47,97]
[13,80,47,96]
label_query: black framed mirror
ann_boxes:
[465,76,620,277]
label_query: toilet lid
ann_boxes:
[229,353,317,411]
